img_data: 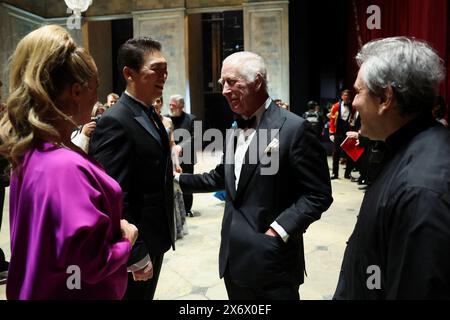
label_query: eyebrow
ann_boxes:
[149,61,167,67]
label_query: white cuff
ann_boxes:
[127,254,152,273]
[270,221,289,243]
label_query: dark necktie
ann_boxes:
[147,107,169,149]
[235,116,256,130]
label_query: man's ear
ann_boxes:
[379,86,394,115]
[123,67,134,82]
[254,74,263,92]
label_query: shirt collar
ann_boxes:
[245,97,271,127]
[124,90,151,109]
[385,112,436,156]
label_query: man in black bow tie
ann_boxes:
[178,51,332,300]
[234,115,256,130]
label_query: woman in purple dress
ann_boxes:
[0,25,138,300]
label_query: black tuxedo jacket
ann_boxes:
[180,102,333,288]
[89,94,175,265]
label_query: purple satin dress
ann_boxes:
[6,142,130,300]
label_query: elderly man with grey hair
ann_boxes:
[178,51,333,299]
[334,37,450,300]
[167,93,198,217]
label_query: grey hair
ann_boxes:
[222,51,268,90]
[356,37,445,116]
[169,94,184,108]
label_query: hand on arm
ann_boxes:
[120,219,138,246]
[81,121,97,137]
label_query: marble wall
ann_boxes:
[244,1,289,103]
[133,9,186,115]
[0,0,290,110]
[0,3,45,90]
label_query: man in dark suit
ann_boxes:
[89,37,174,300]
[167,94,197,217]
[178,52,333,299]
[328,89,354,179]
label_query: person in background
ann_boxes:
[153,96,186,239]
[91,101,106,119]
[329,89,354,179]
[0,24,137,300]
[71,120,96,153]
[303,100,323,139]
[106,93,119,108]
[167,94,197,217]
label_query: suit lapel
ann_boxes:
[135,116,163,147]
[235,103,285,200]
[224,125,238,201]
[121,94,163,148]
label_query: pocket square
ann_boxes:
[264,138,279,154]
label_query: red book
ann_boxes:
[340,136,365,162]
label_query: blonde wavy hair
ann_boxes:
[0,24,96,170]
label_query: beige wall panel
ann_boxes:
[244,1,289,103]
[133,9,186,115]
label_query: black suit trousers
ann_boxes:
[180,163,194,212]
[224,268,299,300]
[332,135,354,177]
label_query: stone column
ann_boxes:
[133,8,187,114]
[0,3,45,90]
[243,1,289,104]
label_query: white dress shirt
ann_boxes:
[234,98,271,189]
[233,98,289,242]
[340,102,350,121]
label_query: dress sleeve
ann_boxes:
[49,162,131,284]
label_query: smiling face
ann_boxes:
[353,68,383,140]
[220,62,258,117]
[130,51,167,106]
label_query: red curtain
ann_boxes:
[347,0,450,118]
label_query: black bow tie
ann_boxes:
[235,116,256,129]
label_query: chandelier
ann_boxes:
[64,0,93,17]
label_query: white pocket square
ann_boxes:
[264,138,279,154]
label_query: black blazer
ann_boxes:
[89,94,175,265]
[180,102,333,288]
